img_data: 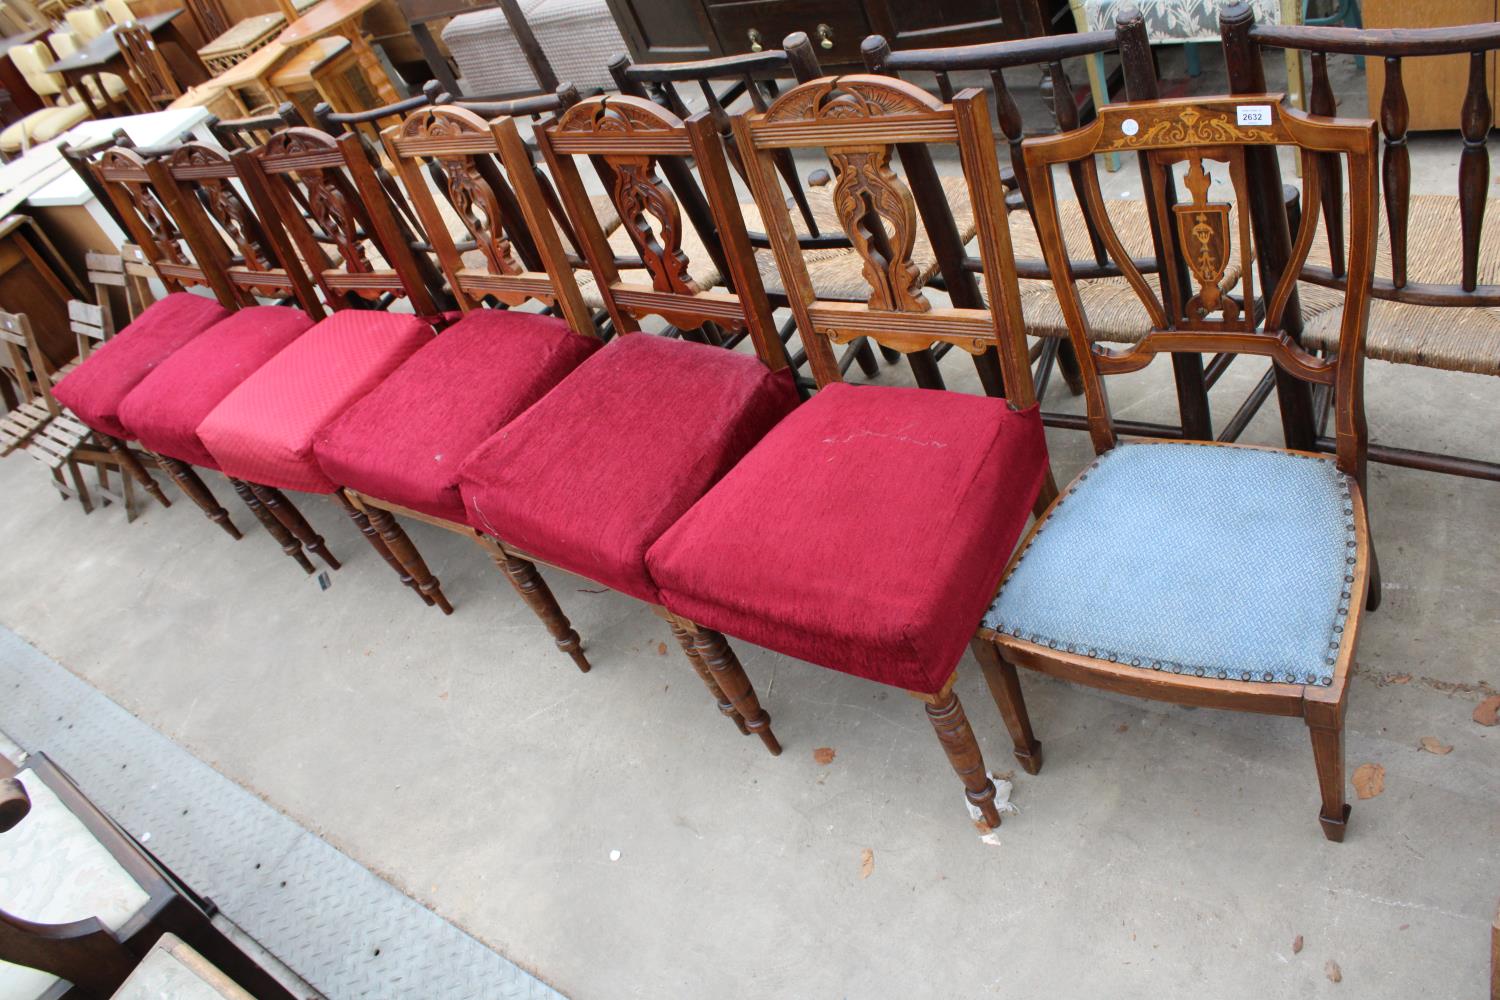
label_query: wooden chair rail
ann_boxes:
[1251,21,1500,56]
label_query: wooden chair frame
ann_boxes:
[976,94,1379,841]
[115,19,185,110]
[0,753,293,997]
[1222,1,1500,482]
[707,74,1052,823]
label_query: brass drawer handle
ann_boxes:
[816,22,833,49]
[747,27,763,52]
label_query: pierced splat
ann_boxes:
[611,156,694,294]
[303,169,375,291]
[437,155,522,276]
[1173,154,1240,322]
[828,145,929,313]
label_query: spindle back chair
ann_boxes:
[1222,2,1500,482]
[977,94,1380,841]
[863,11,1228,439]
[115,19,183,109]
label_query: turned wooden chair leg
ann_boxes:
[229,478,314,573]
[365,507,451,614]
[972,638,1043,775]
[691,626,779,755]
[923,684,1001,828]
[670,620,749,735]
[1056,338,1086,395]
[155,455,242,539]
[1306,697,1351,843]
[484,543,589,671]
[333,492,432,607]
[851,338,880,378]
[249,484,340,571]
[100,434,170,507]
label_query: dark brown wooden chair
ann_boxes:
[115,20,185,110]
[643,74,1051,826]
[975,94,1380,841]
[862,10,1247,443]
[0,752,292,998]
[1221,2,1500,483]
[449,93,799,713]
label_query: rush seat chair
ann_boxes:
[309,98,604,618]
[644,77,1052,827]
[975,95,1379,840]
[454,94,799,713]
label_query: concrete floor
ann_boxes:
[3,47,1499,1000]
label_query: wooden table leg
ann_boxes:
[341,24,398,104]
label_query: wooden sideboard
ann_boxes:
[604,0,1067,70]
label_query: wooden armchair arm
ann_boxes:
[0,905,135,994]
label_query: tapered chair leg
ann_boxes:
[249,484,340,571]
[365,507,451,614]
[924,684,1001,828]
[484,543,588,671]
[691,627,779,756]
[972,638,1044,775]
[333,492,433,607]
[851,338,880,378]
[100,434,169,507]
[670,620,749,735]
[1306,699,1351,842]
[229,479,314,573]
[155,455,242,539]
[1056,339,1085,395]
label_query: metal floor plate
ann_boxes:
[0,626,566,1000]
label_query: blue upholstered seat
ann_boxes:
[983,442,1360,686]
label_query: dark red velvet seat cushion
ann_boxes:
[458,334,799,603]
[116,306,315,470]
[313,309,601,522]
[52,293,231,440]
[646,383,1049,694]
[197,310,434,493]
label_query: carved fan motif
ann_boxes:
[1173,155,1240,322]
[760,75,943,124]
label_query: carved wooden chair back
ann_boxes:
[535,93,786,371]
[1021,96,1378,478]
[731,75,1034,400]
[234,127,447,317]
[207,102,306,151]
[609,45,831,258]
[115,20,182,109]
[157,142,326,318]
[380,103,592,333]
[92,145,240,307]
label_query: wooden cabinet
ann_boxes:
[605,0,1063,70]
[1364,0,1498,133]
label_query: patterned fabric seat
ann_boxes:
[457,334,798,603]
[313,309,600,522]
[985,441,1359,686]
[116,306,315,469]
[51,293,232,439]
[196,311,434,493]
[648,382,1049,693]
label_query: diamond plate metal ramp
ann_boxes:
[0,626,566,1000]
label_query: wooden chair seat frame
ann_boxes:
[976,94,1380,841]
[1222,1,1500,483]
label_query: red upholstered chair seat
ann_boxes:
[646,383,1050,694]
[313,310,601,522]
[52,293,231,439]
[197,310,435,493]
[116,306,316,470]
[457,334,799,603]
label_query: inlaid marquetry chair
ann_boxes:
[0,752,293,997]
[863,10,1241,441]
[975,95,1379,840]
[454,93,799,704]
[644,76,1052,826]
[305,98,604,617]
[1221,3,1500,482]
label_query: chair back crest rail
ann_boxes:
[159,143,325,318]
[234,127,444,317]
[730,74,1032,398]
[380,103,592,333]
[92,146,240,307]
[534,93,785,369]
[1223,2,1500,304]
[1020,95,1378,474]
